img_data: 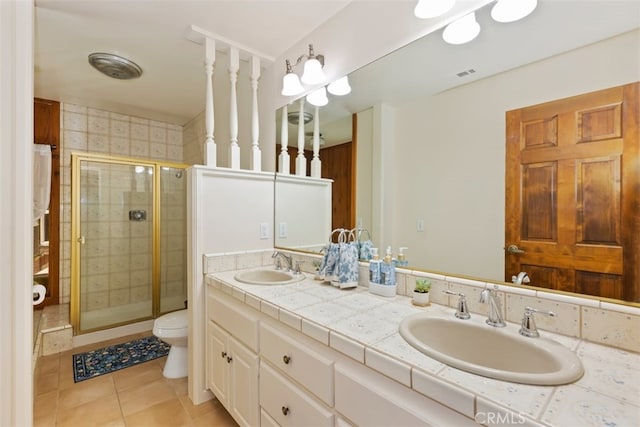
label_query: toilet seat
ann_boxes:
[154,309,188,330]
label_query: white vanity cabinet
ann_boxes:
[206,277,479,427]
[206,290,260,427]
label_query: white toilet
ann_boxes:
[153,309,188,378]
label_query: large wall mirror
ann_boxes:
[275,1,640,304]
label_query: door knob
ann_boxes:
[506,244,525,254]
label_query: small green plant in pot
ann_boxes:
[413,279,431,306]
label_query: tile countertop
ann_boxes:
[206,270,640,427]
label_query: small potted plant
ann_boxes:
[413,278,431,306]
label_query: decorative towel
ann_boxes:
[331,229,359,289]
[354,228,374,261]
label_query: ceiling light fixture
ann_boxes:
[491,0,537,23]
[88,53,142,80]
[442,12,481,44]
[281,44,326,97]
[414,0,456,19]
[327,76,351,96]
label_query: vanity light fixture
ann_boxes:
[491,0,537,23]
[281,44,326,96]
[414,0,455,19]
[443,12,480,44]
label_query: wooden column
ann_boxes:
[310,105,321,178]
[228,46,240,169]
[249,56,261,171]
[204,38,216,166]
[295,98,307,176]
[278,104,290,174]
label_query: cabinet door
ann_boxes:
[229,336,260,427]
[207,320,229,406]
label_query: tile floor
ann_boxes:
[33,331,237,427]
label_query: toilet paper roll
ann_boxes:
[33,284,46,305]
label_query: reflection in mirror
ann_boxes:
[274,1,640,304]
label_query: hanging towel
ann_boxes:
[332,229,359,289]
[33,145,52,225]
[354,227,374,261]
[317,229,343,282]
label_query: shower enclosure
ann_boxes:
[71,154,187,333]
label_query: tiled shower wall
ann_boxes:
[59,103,185,307]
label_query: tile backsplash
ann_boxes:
[204,249,640,353]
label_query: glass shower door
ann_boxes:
[75,159,154,332]
[159,166,187,313]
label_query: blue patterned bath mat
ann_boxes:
[72,336,170,383]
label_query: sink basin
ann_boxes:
[399,313,584,385]
[234,268,305,285]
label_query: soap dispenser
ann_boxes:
[368,248,382,284]
[396,247,409,267]
[380,246,396,286]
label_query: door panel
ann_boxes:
[505,82,639,302]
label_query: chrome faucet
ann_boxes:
[479,286,506,327]
[444,290,471,319]
[512,271,530,285]
[272,251,293,271]
[519,306,555,338]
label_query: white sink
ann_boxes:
[399,313,584,385]
[234,268,305,285]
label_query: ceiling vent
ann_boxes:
[88,53,143,80]
[456,68,476,78]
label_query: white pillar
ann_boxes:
[249,56,261,171]
[295,98,307,176]
[0,1,34,425]
[204,38,216,166]
[310,106,322,178]
[278,104,290,174]
[228,46,240,169]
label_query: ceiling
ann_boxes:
[34,0,352,124]
[35,0,640,132]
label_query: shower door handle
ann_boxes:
[77,236,85,245]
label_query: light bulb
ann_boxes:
[327,76,351,96]
[281,73,304,96]
[442,12,480,45]
[414,0,455,19]
[491,0,537,23]
[306,87,328,107]
[301,58,325,85]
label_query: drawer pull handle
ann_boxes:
[283,355,291,364]
[226,356,233,363]
[221,351,227,359]
[281,406,289,416]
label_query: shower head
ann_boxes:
[175,171,183,179]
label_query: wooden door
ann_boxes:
[33,98,60,307]
[505,83,639,302]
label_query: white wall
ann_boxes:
[187,166,274,403]
[0,1,34,425]
[356,108,373,234]
[390,29,640,280]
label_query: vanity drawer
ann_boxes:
[260,323,334,405]
[207,290,258,352]
[260,362,333,427]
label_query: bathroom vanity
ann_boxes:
[204,268,640,427]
